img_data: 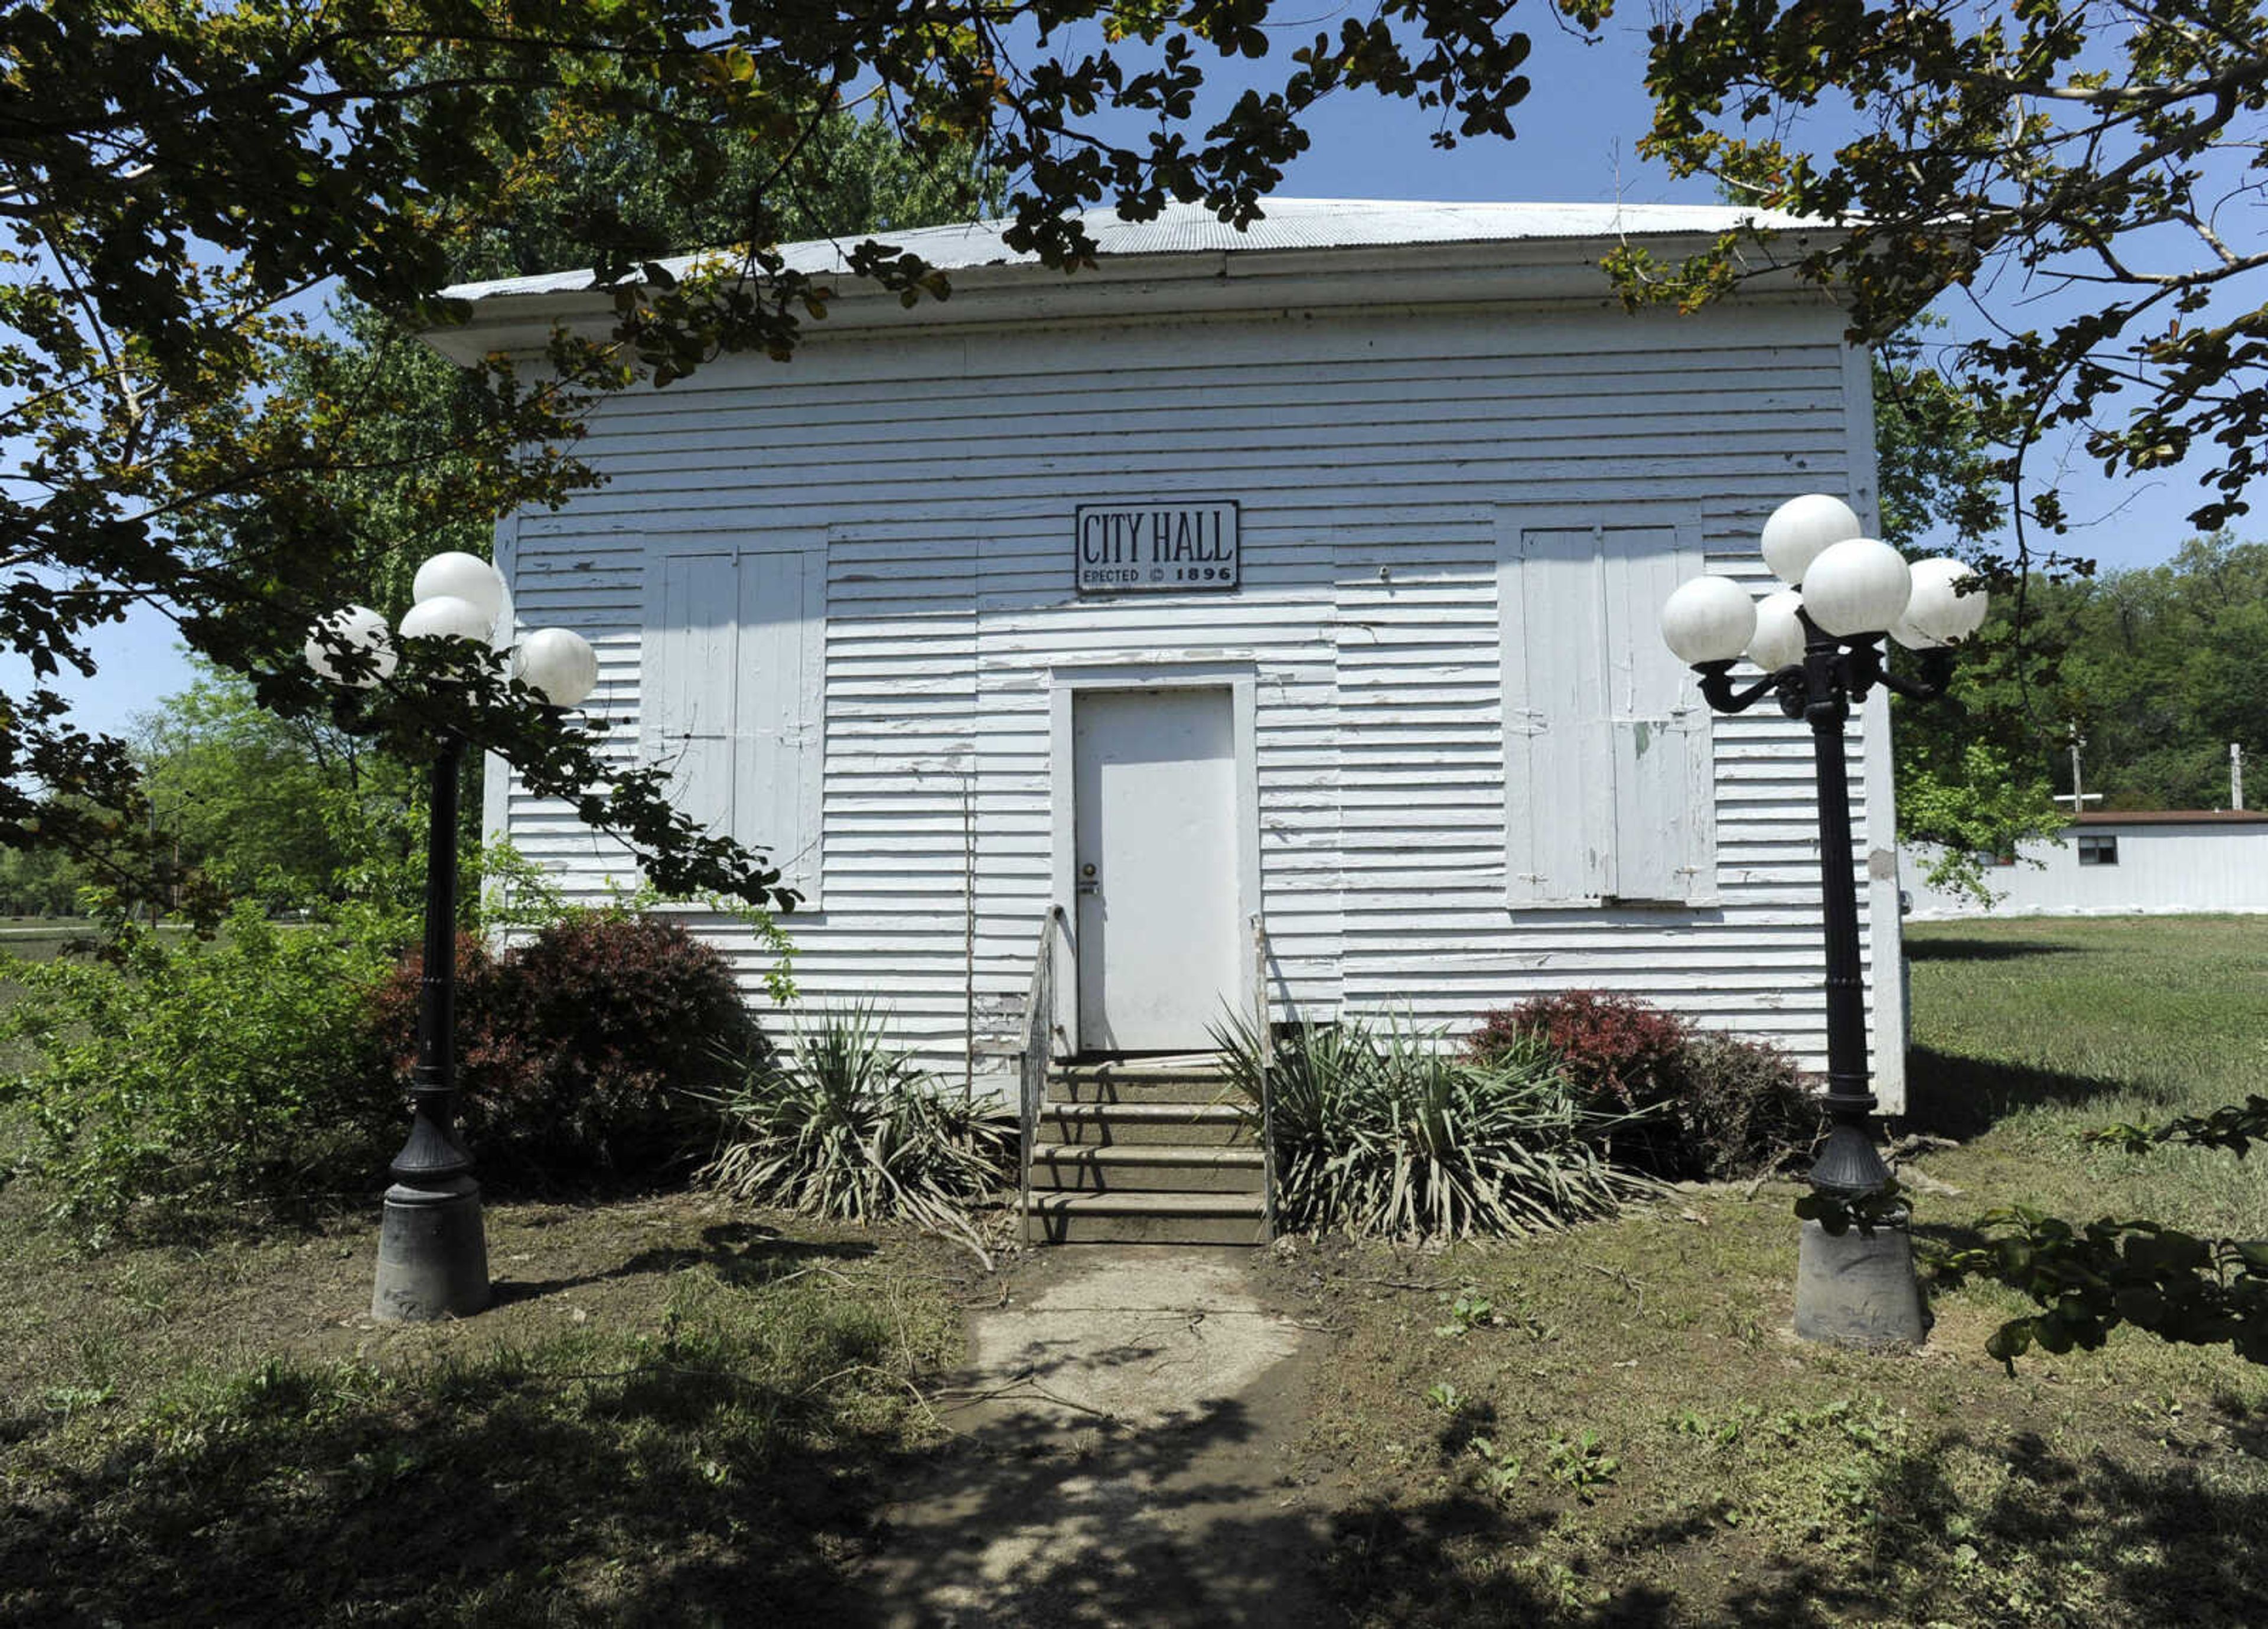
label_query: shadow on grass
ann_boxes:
[1308,1431,2268,1628]
[1903,1044,2133,1141]
[1904,937,2080,965]
[493,1220,872,1305]
[0,1345,908,1625]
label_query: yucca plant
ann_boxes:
[1214,1012,1657,1240]
[702,1004,1014,1247]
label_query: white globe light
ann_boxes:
[412,552,504,633]
[1802,537,1913,638]
[1893,556,1989,649]
[304,605,397,688]
[513,626,599,708]
[1748,588,1808,672]
[1661,575,1758,666]
[1761,493,1863,587]
[399,594,496,644]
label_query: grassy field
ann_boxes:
[1278,915,2268,1627]
[2,915,2264,1625]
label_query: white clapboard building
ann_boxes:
[1904,810,2268,920]
[430,200,1909,1112]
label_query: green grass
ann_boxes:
[1277,914,2268,1628]
[1907,916,2268,1237]
[6,915,2267,1625]
[0,1191,968,1625]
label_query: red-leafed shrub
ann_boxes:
[1467,991,1814,1180]
[1468,992,1693,1115]
[367,914,765,1185]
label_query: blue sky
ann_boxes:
[21,16,2243,738]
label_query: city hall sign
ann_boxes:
[1074,501,1239,594]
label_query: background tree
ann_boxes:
[1873,332,2067,900]
[130,662,421,913]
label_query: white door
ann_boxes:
[1073,687,1239,1051]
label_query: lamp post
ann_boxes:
[307,553,599,1322]
[1660,496,1987,1347]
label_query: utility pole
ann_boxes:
[2054,725,2104,815]
[2234,742,2246,812]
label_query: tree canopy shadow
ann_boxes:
[1904,936,2080,964]
[858,1389,1343,1626]
[1305,1427,2268,1628]
[493,1219,872,1304]
[0,1324,905,1627]
[1902,1044,2134,1141]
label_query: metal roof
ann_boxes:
[2073,809,2268,826]
[440,197,1821,302]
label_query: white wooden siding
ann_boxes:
[488,298,1890,1097]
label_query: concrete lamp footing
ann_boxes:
[1794,1214,1927,1349]
[371,1177,491,1322]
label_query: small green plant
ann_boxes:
[702,1004,1013,1246]
[1543,1429,1621,1502]
[1434,1286,1498,1336]
[1422,1380,1463,1413]
[1465,1435,1524,1498]
[1671,1405,1757,1448]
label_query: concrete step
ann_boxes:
[1023,1191,1269,1246]
[1029,1143,1266,1194]
[1048,1064,1241,1106]
[1041,1101,1254,1148]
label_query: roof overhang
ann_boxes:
[419,198,1849,366]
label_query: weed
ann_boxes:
[1422,1381,1462,1413]
[1433,1286,1498,1336]
[1465,1435,1524,1499]
[1543,1429,1620,1502]
[38,1382,113,1418]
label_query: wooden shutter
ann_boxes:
[1500,513,1714,907]
[1503,524,1615,904]
[644,542,825,905]
[1601,522,1715,905]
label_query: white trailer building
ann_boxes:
[431,199,1908,1113]
[1904,810,2268,920]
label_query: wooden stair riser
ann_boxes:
[1042,1106,1253,1148]
[1027,1212,1270,1246]
[1048,1073,1243,1107]
[1022,1194,1268,1246]
[1029,1148,1265,1195]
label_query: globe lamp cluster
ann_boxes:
[1659,496,1988,673]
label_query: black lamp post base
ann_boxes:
[1795,1216,1927,1348]
[371,1177,491,1322]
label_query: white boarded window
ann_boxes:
[1497,510,1715,907]
[643,539,826,905]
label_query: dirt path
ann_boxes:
[861,1245,1335,1627]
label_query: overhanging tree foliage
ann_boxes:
[1624,0,2268,568]
[0,0,1545,917]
